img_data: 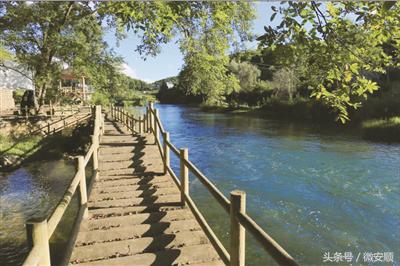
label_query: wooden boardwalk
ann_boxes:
[69,119,224,265]
[21,105,298,266]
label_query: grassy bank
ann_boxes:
[196,100,400,143]
[199,99,338,124]
[0,133,43,157]
[0,122,92,171]
[362,117,400,143]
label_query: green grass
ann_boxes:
[362,116,400,128]
[0,133,43,157]
[361,116,400,142]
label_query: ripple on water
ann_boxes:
[154,104,400,265]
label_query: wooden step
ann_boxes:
[71,244,221,266]
[86,209,193,230]
[89,205,183,219]
[89,188,178,202]
[75,219,201,245]
[93,176,172,188]
[90,182,175,195]
[88,194,181,209]
[70,231,210,264]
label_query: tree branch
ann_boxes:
[0,62,33,81]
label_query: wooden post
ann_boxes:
[95,106,101,126]
[131,116,134,133]
[141,114,144,133]
[25,105,28,119]
[180,148,188,207]
[139,116,143,133]
[91,135,99,173]
[163,132,170,174]
[144,112,148,133]
[47,122,50,135]
[148,106,152,133]
[101,114,105,135]
[230,190,246,266]
[145,107,149,132]
[154,109,159,144]
[50,100,53,118]
[78,156,88,219]
[26,219,51,265]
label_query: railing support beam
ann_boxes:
[230,190,246,266]
[180,148,189,207]
[154,109,159,145]
[163,132,170,174]
[26,219,51,265]
[78,156,88,219]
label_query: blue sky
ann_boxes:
[103,2,276,83]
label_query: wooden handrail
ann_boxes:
[22,242,41,266]
[237,211,298,266]
[183,157,231,213]
[22,105,104,266]
[47,170,82,236]
[110,103,299,266]
[166,139,180,157]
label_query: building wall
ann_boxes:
[0,90,15,111]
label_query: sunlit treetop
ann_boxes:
[258,1,400,122]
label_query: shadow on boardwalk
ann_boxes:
[69,118,222,265]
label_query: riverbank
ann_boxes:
[361,117,400,143]
[0,122,92,171]
[0,133,43,168]
[194,101,400,143]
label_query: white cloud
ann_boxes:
[121,63,137,79]
[142,78,154,84]
[120,63,154,83]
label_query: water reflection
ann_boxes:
[0,160,76,266]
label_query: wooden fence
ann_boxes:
[110,104,299,266]
[22,106,105,266]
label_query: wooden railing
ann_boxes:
[22,106,105,266]
[110,103,299,266]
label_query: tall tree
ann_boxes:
[258,1,400,122]
[1,1,256,108]
[0,2,107,109]
[103,1,255,105]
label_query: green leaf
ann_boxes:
[270,12,277,22]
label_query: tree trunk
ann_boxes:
[36,83,47,113]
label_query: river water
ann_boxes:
[1,104,399,265]
[153,104,400,265]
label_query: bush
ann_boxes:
[91,91,110,106]
[260,97,337,122]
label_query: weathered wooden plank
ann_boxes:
[69,119,224,266]
[70,231,209,263]
[71,244,222,266]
